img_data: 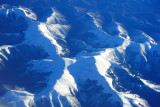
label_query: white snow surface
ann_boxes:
[0,6,160,107]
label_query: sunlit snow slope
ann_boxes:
[0,0,160,107]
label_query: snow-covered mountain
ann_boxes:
[0,0,160,107]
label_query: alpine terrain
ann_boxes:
[0,0,160,107]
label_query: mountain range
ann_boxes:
[0,0,160,107]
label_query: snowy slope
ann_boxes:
[0,0,160,107]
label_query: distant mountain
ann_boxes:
[0,0,160,107]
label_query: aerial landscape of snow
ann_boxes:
[0,0,160,107]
